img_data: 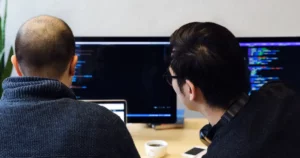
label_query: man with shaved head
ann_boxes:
[0,15,140,158]
[13,15,76,81]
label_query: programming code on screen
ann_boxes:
[240,42,300,91]
[71,41,176,120]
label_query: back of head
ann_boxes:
[15,15,75,79]
[170,22,250,109]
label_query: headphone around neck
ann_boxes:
[199,93,249,146]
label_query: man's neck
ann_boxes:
[198,105,226,126]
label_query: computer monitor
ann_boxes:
[238,37,300,92]
[72,37,176,123]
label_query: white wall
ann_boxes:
[4,0,300,117]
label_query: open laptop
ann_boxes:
[81,99,127,123]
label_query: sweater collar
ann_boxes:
[1,77,76,101]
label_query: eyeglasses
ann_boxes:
[163,71,180,86]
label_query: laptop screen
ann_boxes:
[97,102,126,122]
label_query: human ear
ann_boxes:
[11,55,22,76]
[69,55,78,76]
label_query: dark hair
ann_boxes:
[15,16,75,78]
[170,22,250,109]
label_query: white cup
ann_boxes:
[145,140,168,158]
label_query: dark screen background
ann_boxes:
[72,43,176,123]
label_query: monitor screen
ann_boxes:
[72,37,176,123]
[238,37,300,92]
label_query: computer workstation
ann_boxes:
[71,36,300,158]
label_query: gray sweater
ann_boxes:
[0,77,140,158]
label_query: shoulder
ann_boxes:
[250,81,300,111]
[56,98,121,125]
[256,81,296,97]
[205,82,300,157]
[245,81,298,110]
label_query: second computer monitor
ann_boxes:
[238,37,300,92]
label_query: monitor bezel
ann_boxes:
[237,36,300,42]
[75,36,170,44]
[74,36,177,124]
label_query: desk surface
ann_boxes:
[127,119,209,158]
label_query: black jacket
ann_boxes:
[203,82,300,158]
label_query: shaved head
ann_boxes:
[15,15,75,78]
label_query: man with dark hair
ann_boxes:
[0,15,140,158]
[167,22,300,158]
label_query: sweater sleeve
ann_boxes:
[113,117,140,158]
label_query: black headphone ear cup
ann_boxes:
[200,124,211,137]
[200,124,213,146]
